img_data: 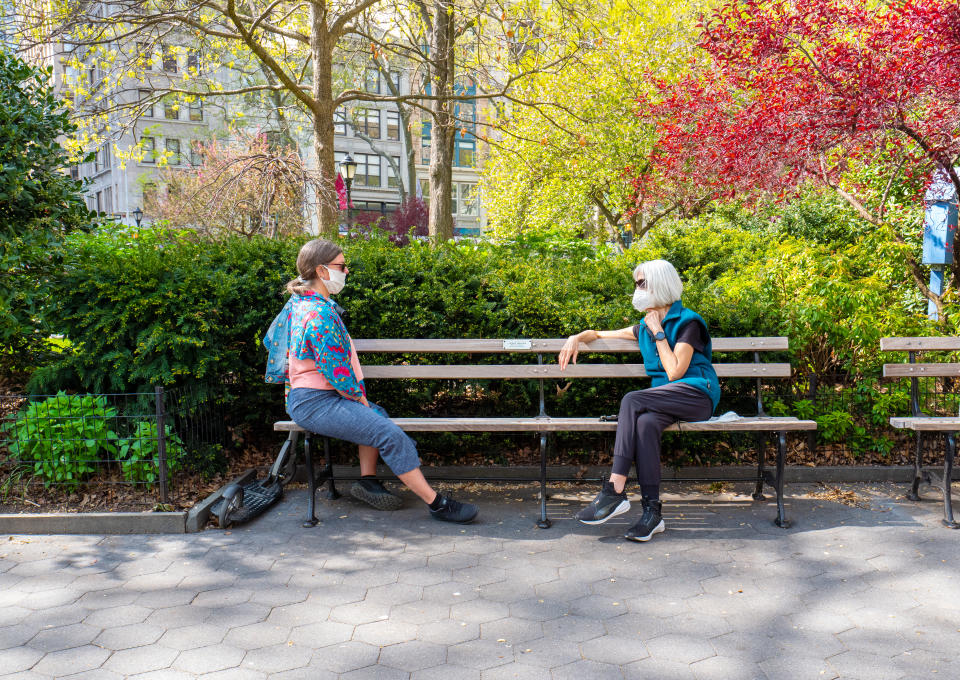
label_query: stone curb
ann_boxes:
[0,511,186,535]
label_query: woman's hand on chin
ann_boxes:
[644,308,666,333]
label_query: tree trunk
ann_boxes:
[427,0,455,242]
[399,103,419,201]
[310,5,339,237]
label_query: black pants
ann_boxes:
[611,383,714,489]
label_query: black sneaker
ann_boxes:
[429,495,479,524]
[350,479,403,511]
[624,499,665,542]
[575,481,631,525]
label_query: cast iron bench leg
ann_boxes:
[318,437,340,500]
[907,432,924,501]
[302,434,319,528]
[942,433,959,529]
[774,431,790,528]
[752,432,766,501]
[537,431,552,529]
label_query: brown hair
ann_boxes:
[285,238,343,295]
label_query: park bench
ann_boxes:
[274,336,816,529]
[882,337,960,528]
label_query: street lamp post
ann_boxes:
[338,153,357,232]
[133,206,143,228]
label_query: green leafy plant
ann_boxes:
[117,420,185,486]
[5,392,118,489]
[816,410,855,444]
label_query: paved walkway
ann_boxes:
[1,482,959,680]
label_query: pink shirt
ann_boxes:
[289,337,365,391]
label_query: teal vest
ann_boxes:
[638,300,720,412]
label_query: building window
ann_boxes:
[164,98,178,120]
[457,139,476,167]
[189,99,203,122]
[421,121,431,164]
[187,48,200,74]
[357,109,380,138]
[334,108,347,136]
[139,90,153,117]
[104,186,113,214]
[450,186,458,215]
[459,183,478,216]
[141,136,156,163]
[386,157,401,188]
[355,153,380,187]
[390,70,401,92]
[95,191,102,212]
[95,143,111,173]
[190,140,203,166]
[162,44,177,73]
[165,138,181,165]
[137,42,154,71]
[365,67,380,93]
[386,111,400,140]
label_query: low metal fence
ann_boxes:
[0,385,227,510]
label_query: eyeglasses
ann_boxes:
[326,261,348,272]
[634,278,647,290]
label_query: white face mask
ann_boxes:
[322,265,347,295]
[632,289,652,312]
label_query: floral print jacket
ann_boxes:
[263,291,365,401]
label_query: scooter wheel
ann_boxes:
[218,484,244,529]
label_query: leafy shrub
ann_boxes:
[117,420,185,486]
[4,392,118,489]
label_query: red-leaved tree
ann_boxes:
[635,0,960,316]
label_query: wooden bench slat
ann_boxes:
[881,337,960,351]
[275,416,815,433]
[890,417,960,431]
[882,363,960,378]
[354,337,790,354]
[361,363,791,380]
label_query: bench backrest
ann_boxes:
[352,337,790,381]
[881,337,960,416]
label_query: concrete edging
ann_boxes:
[0,512,186,535]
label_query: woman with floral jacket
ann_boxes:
[265,238,478,524]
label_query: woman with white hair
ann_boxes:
[558,259,720,542]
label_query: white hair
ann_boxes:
[633,259,683,307]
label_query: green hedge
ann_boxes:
[23,220,936,464]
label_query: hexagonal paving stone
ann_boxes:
[760,654,839,680]
[242,643,314,673]
[84,604,153,628]
[309,641,380,673]
[192,588,254,609]
[579,635,650,665]
[339,665,409,680]
[103,645,179,675]
[158,623,227,651]
[479,662,551,680]
[541,614,606,642]
[378,640,447,672]
[172,644,246,675]
[93,622,165,651]
[508,597,568,622]
[422,581,480,606]
[552,659,623,680]
[391,600,451,625]
[479,617,543,644]
[644,633,716,664]
[353,619,419,647]
[418,619,481,646]
[411,664,480,680]
[287,620,354,648]
[451,599,511,623]
[566,595,628,620]
[27,622,99,653]
[690,655,766,680]
[826,650,903,680]
[223,621,291,650]
[447,638,515,670]
[0,646,44,674]
[33,645,110,676]
[329,600,392,625]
